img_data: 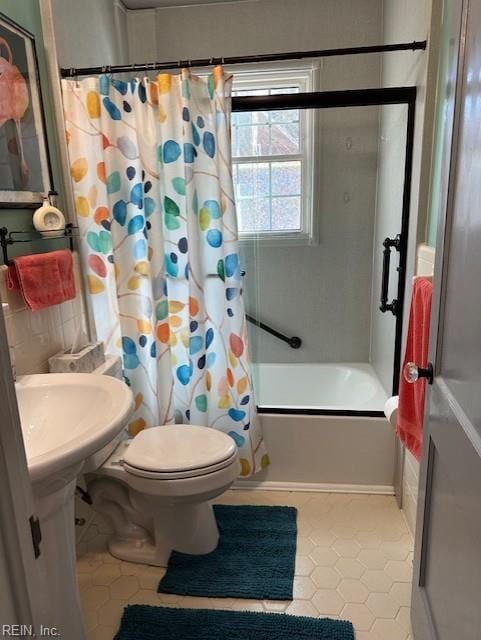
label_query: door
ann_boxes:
[0,310,48,631]
[411,1,481,638]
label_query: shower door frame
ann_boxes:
[232,86,417,418]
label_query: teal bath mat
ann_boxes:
[158,504,297,599]
[115,605,355,640]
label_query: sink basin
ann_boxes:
[15,373,133,640]
[16,373,133,483]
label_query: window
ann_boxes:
[231,68,317,244]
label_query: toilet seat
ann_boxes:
[122,425,238,480]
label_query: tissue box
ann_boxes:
[48,342,105,373]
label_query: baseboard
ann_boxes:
[233,480,395,495]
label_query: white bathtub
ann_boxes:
[252,363,388,412]
[239,363,395,492]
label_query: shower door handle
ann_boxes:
[379,235,401,315]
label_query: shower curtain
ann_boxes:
[62,68,267,476]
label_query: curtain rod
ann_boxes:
[60,40,427,78]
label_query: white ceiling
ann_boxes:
[123,0,249,9]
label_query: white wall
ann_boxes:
[0,260,87,375]
[127,0,382,72]
[126,0,383,363]
[50,0,129,68]
[370,0,436,393]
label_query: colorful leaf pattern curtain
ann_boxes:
[62,68,268,477]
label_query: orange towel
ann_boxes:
[6,249,76,312]
[396,277,433,460]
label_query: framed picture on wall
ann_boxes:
[0,12,52,207]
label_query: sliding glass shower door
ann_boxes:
[235,94,414,414]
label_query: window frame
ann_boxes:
[231,65,320,246]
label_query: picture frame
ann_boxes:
[0,11,53,208]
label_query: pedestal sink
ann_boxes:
[16,373,133,640]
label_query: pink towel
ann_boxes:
[396,277,433,460]
[6,249,76,311]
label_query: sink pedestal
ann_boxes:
[33,463,86,640]
[16,373,134,639]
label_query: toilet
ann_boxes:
[87,424,239,566]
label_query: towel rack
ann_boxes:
[0,224,78,266]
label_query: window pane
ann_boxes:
[271,196,301,231]
[233,88,269,96]
[237,197,271,232]
[270,87,299,95]
[270,109,299,124]
[232,111,269,126]
[271,122,300,154]
[232,124,271,156]
[235,163,270,198]
[232,111,252,126]
[271,161,301,196]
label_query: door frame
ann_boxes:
[412,0,467,636]
[0,309,47,629]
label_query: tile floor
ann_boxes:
[76,490,414,640]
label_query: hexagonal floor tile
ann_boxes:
[311,566,342,589]
[390,582,412,607]
[355,532,383,549]
[109,575,140,600]
[91,563,121,587]
[366,592,400,619]
[335,558,365,579]
[297,536,316,555]
[341,603,375,631]
[371,618,409,640]
[384,560,413,582]
[312,589,345,615]
[358,549,388,570]
[292,576,317,599]
[95,599,127,628]
[285,600,319,617]
[295,555,315,576]
[80,585,110,614]
[332,539,361,559]
[262,600,290,612]
[310,546,339,567]
[89,625,118,640]
[396,606,412,634]
[309,528,337,547]
[361,569,393,593]
[337,579,369,603]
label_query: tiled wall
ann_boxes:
[0,256,88,376]
[402,242,435,536]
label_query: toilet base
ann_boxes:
[96,491,220,566]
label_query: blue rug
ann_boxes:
[114,605,355,640]
[158,504,297,599]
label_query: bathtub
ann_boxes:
[239,363,396,492]
[252,363,388,413]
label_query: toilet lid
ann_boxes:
[122,425,237,474]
